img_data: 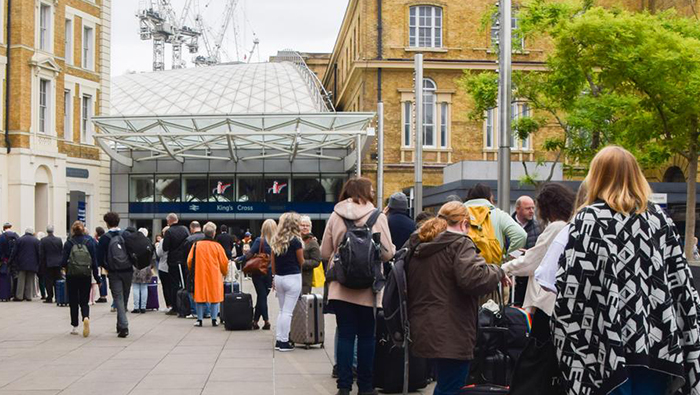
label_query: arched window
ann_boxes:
[663,166,685,183]
[409,6,443,48]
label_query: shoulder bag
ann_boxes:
[242,239,270,276]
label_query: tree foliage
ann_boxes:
[459,0,700,254]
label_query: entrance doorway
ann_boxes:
[34,166,52,233]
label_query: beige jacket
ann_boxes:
[320,199,396,308]
[501,220,567,315]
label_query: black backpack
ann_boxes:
[124,231,154,270]
[331,209,383,290]
[105,232,131,272]
[381,246,415,347]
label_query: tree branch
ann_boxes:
[546,148,565,182]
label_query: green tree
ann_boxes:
[460,0,700,257]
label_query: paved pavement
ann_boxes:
[0,283,435,395]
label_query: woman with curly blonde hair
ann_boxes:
[406,201,508,395]
[270,212,304,352]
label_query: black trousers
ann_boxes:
[45,267,63,301]
[159,270,173,308]
[530,308,552,344]
[67,276,91,327]
[513,276,529,306]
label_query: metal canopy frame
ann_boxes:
[93,113,376,168]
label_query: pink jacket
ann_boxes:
[321,199,396,308]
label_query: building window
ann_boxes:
[83,26,93,70]
[519,103,530,149]
[403,101,412,147]
[440,102,448,148]
[130,175,155,202]
[63,90,71,140]
[409,6,442,48]
[39,4,51,51]
[485,108,495,149]
[423,79,436,147]
[210,177,234,202]
[183,175,208,202]
[264,177,289,203]
[293,177,326,202]
[81,94,92,143]
[39,79,50,134]
[238,177,265,202]
[155,176,181,202]
[491,14,525,50]
[65,19,73,65]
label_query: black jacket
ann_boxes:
[512,213,541,249]
[183,232,206,263]
[215,233,234,260]
[40,234,64,269]
[387,209,416,250]
[163,223,190,266]
[9,233,41,273]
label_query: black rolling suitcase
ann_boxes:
[373,310,429,393]
[223,266,253,331]
[176,264,190,318]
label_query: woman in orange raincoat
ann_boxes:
[187,222,229,327]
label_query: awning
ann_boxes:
[93,112,376,169]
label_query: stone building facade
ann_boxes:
[0,0,111,238]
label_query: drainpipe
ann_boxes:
[376,0,384,207]
[4,0,11,153]
[376,0,383,60]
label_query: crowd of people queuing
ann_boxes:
[0,145,699,395]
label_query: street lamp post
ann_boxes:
[497,0,512,211]
[414,54,424,217]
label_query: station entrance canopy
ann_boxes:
[93,112,375,171]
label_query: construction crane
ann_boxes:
[137,0,201,71]
[193,0,237,66]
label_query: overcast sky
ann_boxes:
[111,0,348,76]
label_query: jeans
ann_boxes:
[45,267,63,302]
[609,367,671,395]
[66,276,91,327]
[334,300,376,392]
[158,270,173,308]
[108,271,132,331]
[189,293,210,316]
[252,272,272,322]
[275,273,302,342]
[434,359,471,395]
[132,283,148,310]
[334,330,358,367]
[15,271,36,300]
[196,302,220,321]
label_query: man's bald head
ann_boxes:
[515,195,536,223]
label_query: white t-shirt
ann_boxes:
[534,224,570,293]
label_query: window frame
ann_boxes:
[490,13,526,51]
[440,101,449,148]
[402,101,412,148]
[82,25,94,71]
[63,89,72,140]
[485,108,495,149]
[422,78,437,148]
[65,18,73,65]
[409,5,443,48]
[484,102,533,151]
[38,3,52,52]
[81,94,92,144]
[39,79,50,134]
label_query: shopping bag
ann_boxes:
[311,262,325,288]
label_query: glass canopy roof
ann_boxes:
[94,60,375,168]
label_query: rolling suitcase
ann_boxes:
[223,267,253,330]
[460,384,509,394]
[146,276,159,310]
[290,293,324,348]
[55,279,69,306]
[0,274,11,301]
[99,274,108,297]
[373,310,429,393]
[176,265,191,318]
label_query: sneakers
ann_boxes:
[110,307,117,313]
[82,318,90,338]
[117,329,129,338]
[252,322,260,330]
[262,321,271,330]
[70,326,79,335]
[140,309,146,314]
[212,319,219,327]
[194,320,203,327]
[131,309,139,314]
[332,365,338,378]
[276,341,294,352]
[96,297,108,303]
[165,309,178,316]
[186,314,196,319]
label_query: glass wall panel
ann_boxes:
[209,176,234,202]
[155,175,181,202]
[238,177,265,202]
[293,177,325,202]
[130,175,154,202]
[183,175,208,202]
[321,177,345,203]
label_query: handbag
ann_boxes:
[242,239,269,276]
[508,336,566,395]
[311,262,325,288]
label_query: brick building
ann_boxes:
[0,0,111,238]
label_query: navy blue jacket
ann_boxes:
[40,234,64,269]
[0,230,19,260]
[97,229,133,273]
[9,233,41,273]
[62,235,100,282]
[387,209,416,250]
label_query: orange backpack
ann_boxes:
[466,206,503,265]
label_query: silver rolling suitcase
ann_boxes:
[290,293,324,348]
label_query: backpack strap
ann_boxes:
[364,209,382,230]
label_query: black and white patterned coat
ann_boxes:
[553,201,700,395]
